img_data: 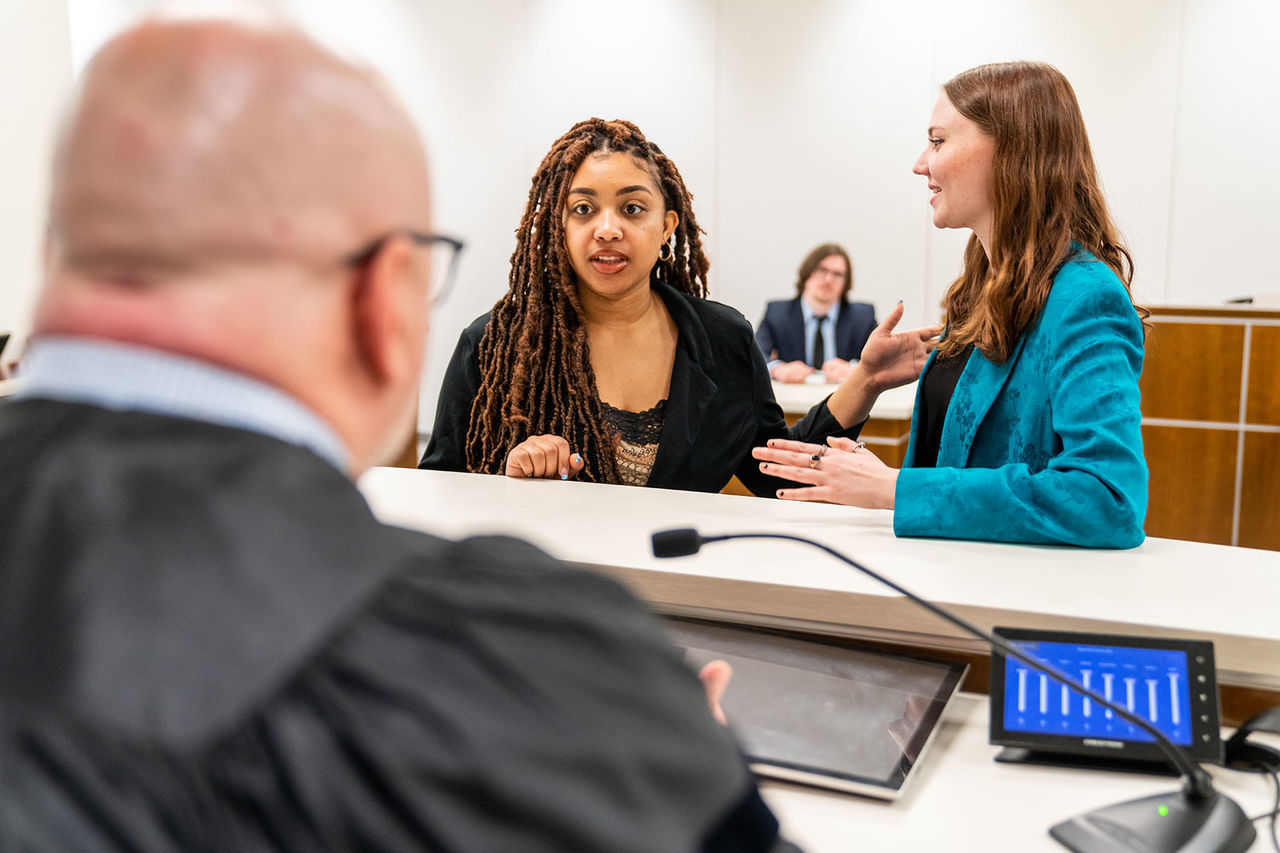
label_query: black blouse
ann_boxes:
[913,343,974,468]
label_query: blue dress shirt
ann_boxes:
[15,337,349,471]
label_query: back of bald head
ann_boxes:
[48,12,430,280]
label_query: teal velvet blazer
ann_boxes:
[894,249,1148,548]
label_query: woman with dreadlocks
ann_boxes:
[419,118,936,493]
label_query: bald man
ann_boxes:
[0,15,792,852]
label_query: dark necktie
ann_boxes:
[812,315,828,368]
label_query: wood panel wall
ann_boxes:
[1141,307,1280,550]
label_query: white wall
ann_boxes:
[0,1,71,355]
[716,1,937,332]
[13,0,1279,429]
[1168,0,1280,303]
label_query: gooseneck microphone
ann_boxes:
[651,528,1255,853]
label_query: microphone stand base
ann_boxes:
[1050,789,1255,853]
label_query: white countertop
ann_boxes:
[359,468,1280,688]
[772,379,917,419]
[762,693,1275,852]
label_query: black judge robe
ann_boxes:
[0,398,791,852]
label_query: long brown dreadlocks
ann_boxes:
[465,118,709,483]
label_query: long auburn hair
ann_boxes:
[465,118,709,482]
[937,61,1146,362]
[793,243,853,301]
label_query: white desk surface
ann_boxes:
[360,468,1280,690]
[771,379,918,419]
[359,468,1279,852]
[761,693,1276,852]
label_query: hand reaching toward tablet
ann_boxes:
[698,660,733,726]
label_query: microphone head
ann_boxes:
[651,528,702,558]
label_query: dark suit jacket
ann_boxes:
[421,281,861,495]
[754,298,877,365]
[0,399,785,852]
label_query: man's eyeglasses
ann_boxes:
[344,230,465,306]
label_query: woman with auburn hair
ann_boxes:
[754,243,878,384]
[754,61,1149,547]
[420,118,936,493]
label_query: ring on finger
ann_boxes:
[808,454,821,469]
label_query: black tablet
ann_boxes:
[665,617,967,800]
[990,627,1223,772]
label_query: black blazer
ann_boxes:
[421,281,860,495]
[754,297,877,364]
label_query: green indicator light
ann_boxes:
[1157,805,1170,817]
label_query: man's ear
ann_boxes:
[351,236,419,386]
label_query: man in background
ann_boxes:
[756,243,876,384]
[0,12,790,851]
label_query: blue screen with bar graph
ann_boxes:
[1002,640,1192,746]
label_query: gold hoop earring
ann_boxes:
[658,240,674,263]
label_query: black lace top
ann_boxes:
[600,399,667,487]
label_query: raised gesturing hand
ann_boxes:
[858,302,943,392]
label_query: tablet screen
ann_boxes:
[665,617,967,799]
